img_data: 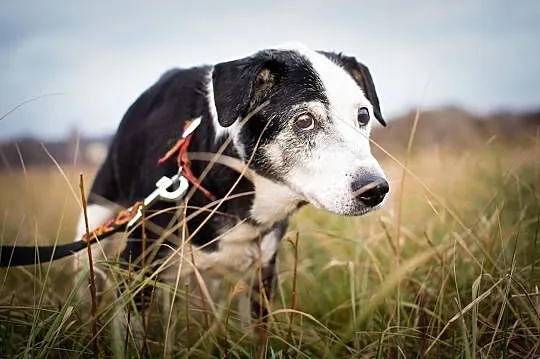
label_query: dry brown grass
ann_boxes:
[0,137,539,357]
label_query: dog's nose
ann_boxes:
[352,177,389,207]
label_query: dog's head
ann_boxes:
[210,44,388,216]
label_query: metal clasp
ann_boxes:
[126,117,200,229]
[127,173,189,228]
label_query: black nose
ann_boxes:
[352,177,389,207]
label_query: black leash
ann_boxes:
[0,200,144,267]
[1,232,111,267]
[0,171,190,268]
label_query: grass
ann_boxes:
[0,135,539,358]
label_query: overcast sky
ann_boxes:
[1,1,539,140]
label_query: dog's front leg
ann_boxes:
[250,253,277,340]
[72,203,118,306]
[244,220,288,338]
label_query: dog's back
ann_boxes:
[72,45,389,334]
[72,66,218,299]
[90,66,213,206]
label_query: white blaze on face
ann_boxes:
[276,43,387,215]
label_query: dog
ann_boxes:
[72,43,389,334]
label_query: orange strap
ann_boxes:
[158,120,216,201]
[82,201,144,242]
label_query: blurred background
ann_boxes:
[1,2,540,356]
[0,0,539,166]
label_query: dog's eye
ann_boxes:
[357,107,370,126]
[294,113,315,131]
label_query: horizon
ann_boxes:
[1,1,539,140]
[1,104,537,143]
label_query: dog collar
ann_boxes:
[158,117,216,201]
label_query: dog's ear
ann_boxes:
[212,54,283,127]
[319,51,386,127]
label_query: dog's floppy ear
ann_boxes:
[212,53,283,127]
[319,51,386,127]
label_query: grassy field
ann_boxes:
[0,135,539,358]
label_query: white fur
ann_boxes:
[74,204,115,240]
[202,219,281,273]
[217,221,261,244]
[205,71,227,141]
[287,139,385,215]
[250,173,303,225]
[276,42,374,132]
[159,224,282,333]
[183,174,292,277]
[272,43,387,215]
[164,222,281,276]
[258,226,282,265]
[73,45,387,340]
[206,70,246,159]
[72,204,116,281]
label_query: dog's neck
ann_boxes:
[182,116,304,249]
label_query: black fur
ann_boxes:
[84,49,385,318]
[318,51,386,126]
[89,50,334,254]
[0,48,387,335]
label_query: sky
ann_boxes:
[0,0,539,140]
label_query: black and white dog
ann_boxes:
[73,43,389,325]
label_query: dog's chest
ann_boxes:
[249,173,303,224]
[196,175,299,273]
[162,172,297,281]
[163,221,281,282]
[207,222,280,272]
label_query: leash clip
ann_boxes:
[127,116,204,228]
[127,173,189,228]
